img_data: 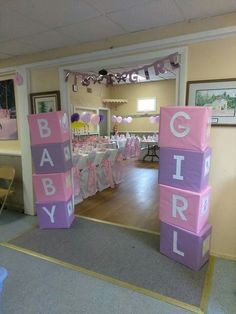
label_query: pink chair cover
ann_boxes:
[102,158,114,188]
[113,151,124,184]
[134,138,141,157]
[73,166,80,196]
[87,161,97,196]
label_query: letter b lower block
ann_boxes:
[33,171,72,203]
[160,221,212,271]
[159,184,211,234]
[31,140,72,174]
[36,197,74,229]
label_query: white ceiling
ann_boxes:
[1,0,236,60]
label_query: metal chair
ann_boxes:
[0,166,15,216]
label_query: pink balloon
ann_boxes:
[122,118,128,123]
[154,116,160,123]
[117,116,122,123]
[93,114,100,124]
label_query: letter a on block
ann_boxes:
[173,231,185,256]
[41,178,56,196]
[42,205,56,223]
[37,119,51,138]
[173,155,184,180]
[172,194,188,221]
[170,111,190,138]
[40,149,54,167]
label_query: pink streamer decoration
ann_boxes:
[14,72,23,86]
[102,159,114,188]
[87,161,97,195]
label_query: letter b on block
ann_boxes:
[159,107,212,151]
[28,111,70,145]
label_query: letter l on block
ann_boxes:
[173,231,185,256]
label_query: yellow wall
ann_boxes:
[188,36,236,259]
[109,80,176,133]
[30,67,60,92]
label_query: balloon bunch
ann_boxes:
[71,112,105,126]
[149,116,160,123]
[111,115,133,124]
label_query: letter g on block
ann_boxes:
[170,111,190,138]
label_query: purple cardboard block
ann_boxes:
[160,221,212,271]
[31,140,72,174]
[36,196,74,229]
[159,146,211,192]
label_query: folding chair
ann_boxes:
[0,166,15,216]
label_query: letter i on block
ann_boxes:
[159,146,211,192]
[160,221,212,271]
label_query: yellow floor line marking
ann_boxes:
[200,256,215,313]
[76,214,160,236]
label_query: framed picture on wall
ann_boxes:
[186,79,236,126]
[30,90,61,114]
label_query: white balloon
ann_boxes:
[127,117,133,123]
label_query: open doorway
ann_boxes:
[61,47,186,232]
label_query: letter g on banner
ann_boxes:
[170,111,190,138]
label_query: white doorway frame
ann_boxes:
[59,47,188,117]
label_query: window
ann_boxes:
[137,97,156,112]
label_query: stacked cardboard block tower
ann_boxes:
[28,111,75,229]
[158,106,212,271]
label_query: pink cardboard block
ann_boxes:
[160,221,212,271]
[36,196,74,229]
[28,111,70,145]
[33,171,72,203]
[159,106,212,151]
[159,184,211,234]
